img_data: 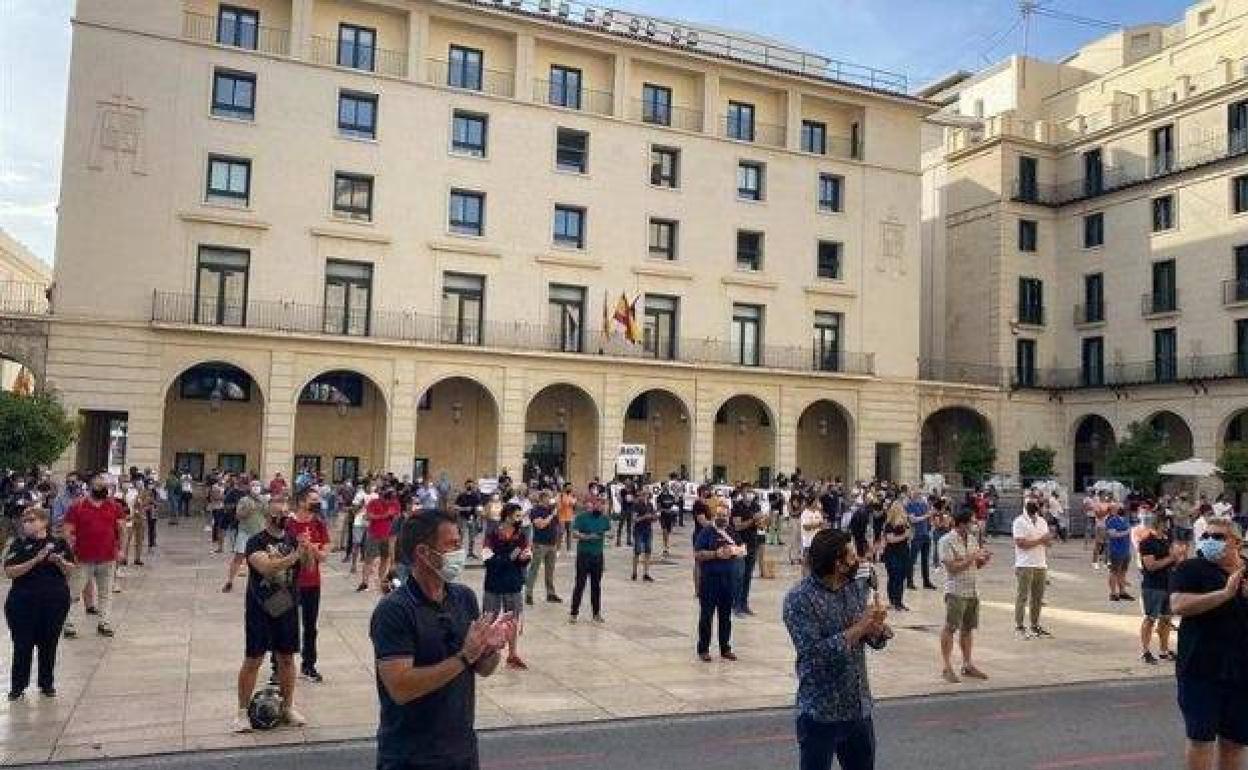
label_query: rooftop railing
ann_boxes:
[0,281,51,317]
[182,11,290,56]
[152,291,874,377]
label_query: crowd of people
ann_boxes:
[2,464,1247,770]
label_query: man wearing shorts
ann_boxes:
[938,508,990,683]
[1106,505,1134,602]
[1092,494,1111,569]
[1170,517,1248,770]
[360,487,399,593]
[1138,512,1182,664]
[632,489,658,582]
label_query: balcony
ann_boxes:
[0,281,51,316]
[532,80,613,116]
[182,11,289,56]
[719,117,786,148]
[1011,354,1248,390]
[1141,291,1180,318]
[1073,302,1106,326]
[1224,279,1248,306]
[426,58,515,97]
[628,99,704,132]
[310,36,407,77]
[151,291,874,377]
[918,359,1007,387]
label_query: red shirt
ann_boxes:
[285,515,330,588]
[366,497,400,540]
[65,497,126,562]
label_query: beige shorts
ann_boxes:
[944,594,980,632]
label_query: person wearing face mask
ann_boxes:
[232,498,310,732]
[361,488,401,593]
[4,507,75,700]
[62,476,127,638]
[569,495,611,624]
[224,480,268,593]
[371,510,513,770]
[693,506,742,661]
[1137,511,1183,665]
[483,503,531,669]
[936,508,991,684]
[1170,516,1248,770]
[784,529,891,770]
[731,485,764,617]
[286,489,330,683]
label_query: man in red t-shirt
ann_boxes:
[285,488,330,682]
[62,475,127,638]
[268,473,288,498]
[359,488,400,593]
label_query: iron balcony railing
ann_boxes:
[426,58,515,98]
[310,36,408,77]
[719,117,787,148]
[918,359,1007,387]
[628,99,704,132]
[1141,290,1180,317]
[151,291,874,376]
[0,281,51,316]
[803,134,862,161]
[1011,131,1248,206]
[182,11,290,56]
[1223,279,1248,305]
[1074,302,1106,325]
[1011,354,1248,390]
[532,80,614,115]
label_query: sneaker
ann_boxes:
[1092,562,1102,571]
[134,560,144,567]
[698,652,713,662]
[85,606,99,616]
[1016,626,1033,641]
[1140,651,1159,665]
[6,691,22,702]
[221,583,233,593]
[119,560,129,567]
[961,666,989,680]
[39,687,56,698]
[506,657,528,670]
[280,705,307,727]
[923,583,938,590]
[97,623,114,638]
[1159,650,1177,661]
[1118,592,1135,602]
[230,709,252,733]
[112,583,123,594]
[1030,626,1053,638]
[546,595,563,604]
[631,573,637,581]
[1110,594,1120,601]
[524,595,534,606]
[356,583,368,592]
[643,575,655,583]
[720,651,738,662]
[301,668,324,684]
[568,615,578,624]
[62,623,77,639]
[941,668,961,684]
[592,614,606,624]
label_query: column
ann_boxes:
[692,381,717,482]
[785,87,802,151]
[599,378,625,481]
[407,10,430,82]
[612,52,629,119]
[262,351,298,480]
[387,359,417,474]
[497,369,527,478]
[777,387,799,478]
[515,32,535,102]
[289,0,314,60]
[701,71,720,137]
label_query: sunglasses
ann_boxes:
[1199,532,1228,542]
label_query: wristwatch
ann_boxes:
[456,651,473,671]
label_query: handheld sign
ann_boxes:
[615,444,646,476]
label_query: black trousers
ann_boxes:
[697,571,734,654]
[5,589,70,693]
[147,513,158,548]
[570,552,603,617]
[908,536,931,587]
[615,512,633,545]
[299,587,321,669]
[883,549,907,608]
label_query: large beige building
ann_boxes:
[8,0,965,485]
[921,0,1248,490]
[0,228,51,392]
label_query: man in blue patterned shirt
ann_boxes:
[783,529,891,770]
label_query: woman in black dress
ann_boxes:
[4,507,75,700]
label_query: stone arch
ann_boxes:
[160,354,269,406]
[414,375,500,483]
[622,387,693,480]
[0,317,49,392]
[920,405,994,482]
[524,383,600,486]
[712,393,777,486]
[1144,409,1194,459]
[161,360,266,477]
[1216,406,1248,451]
[795,398,855,483]
[292,368,390,479]
[1071,414,1116,492]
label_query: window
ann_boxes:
[556,128,588,173]
[641,83,672,126]
[1018,277,1044,325]
[1081,337,1104,386]
[332,457,359,484]
[206,155,250,204]
[1017,155,1038,202]
[1234,174,1248,214]
[441,272,484,345]
[650,146,679,188]
[448,45,483,90]
[179,364,251,401]
[736,230,763,271]
[195,246,249,326]
[726,101,755,141]
[648,218,677,260]
[451,111,487,157]
[731,304,762,366]
[448,189,484,236]
[294,455,322,475]
[1234,244,1248,303]
[323,260,372,336]
[548,65,582,109]
[333,172,373,221]
[1015,339,1037,387]
[643,295,678,360]
[548,284,584,353]
[737,161,763,201]
[1151,124,1174,175]
[218,453,247,474]
[1083,212,1104,248]
[813,311,842,371]
[175,452,206,482]
[217,5,258,49]
[1083,148,1104,196]
[1084,273,1104,323]
[818,174,843,213]
[850,122,862,159]
[338,91,377,139]
[801,120,827,154]
[817,241,842,280]
[337,24,376,71]
[1231,99,1248,154]
[1018,219,1038,252]
[212,69,255,119]
[301,372,364,406]
[553,206,586,249]
[1154,327,1177,382]
[1152,194,1175,231]
[1237,318,1248,376]
[1151,259,1177,313]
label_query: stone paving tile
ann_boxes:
[0,521,1171,762]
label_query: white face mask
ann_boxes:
[432,548,467,583]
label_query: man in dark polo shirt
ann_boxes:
[370,510,513,770]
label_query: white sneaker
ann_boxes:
[230,709,252,733]
[115,566,128,579]
[280,705,307,727]
[1092,562,1101,571]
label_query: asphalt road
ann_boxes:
[36,679,1181,770]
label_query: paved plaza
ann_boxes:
[0,520,1171,765]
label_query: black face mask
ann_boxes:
[591,509,602,517]
[90,487,108,500]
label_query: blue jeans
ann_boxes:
[733,549,757,612]
[796,713,875,770]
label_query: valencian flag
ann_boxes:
[612,293,642,344]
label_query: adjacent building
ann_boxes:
[0,228,52,392]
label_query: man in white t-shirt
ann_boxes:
[1012,499,1053,640]
[798,501,824,575]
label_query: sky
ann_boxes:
[0,0,1196,266]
